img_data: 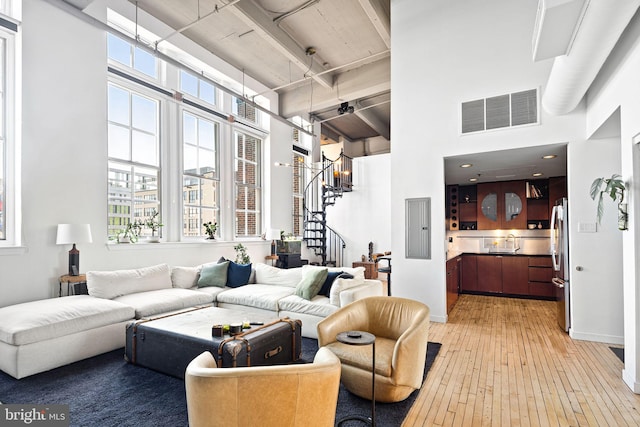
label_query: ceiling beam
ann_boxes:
[279,56,390,118]
[355,103,390,140]
[228,0,333,89]
[358,0,390,49]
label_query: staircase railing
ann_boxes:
[302,151,353,267]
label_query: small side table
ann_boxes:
[336,330,376,426]
[264,255,278,266]
[59,274,87,297]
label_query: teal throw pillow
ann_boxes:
[227,261,252,288]
[197,261,229,288]
[295,268,328,300]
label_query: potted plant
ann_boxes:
[203,221,217,240]
[118,221,141,243]
[590,174,627,230]
[145,209,163,243]
[234,243,251,264]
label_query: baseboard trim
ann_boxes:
[622,368,640,394]
[569,329,624,345]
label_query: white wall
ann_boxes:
[582,7,640,392]
[0,0,292,307]
[567,138,623,343]
[326,153,392,265]
[391,0,585,322]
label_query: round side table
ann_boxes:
[336,330,376,426]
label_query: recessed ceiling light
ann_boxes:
[532,172,543,177]
[469,178,478,182]
[460,163,473,168]
[542,155,557,159]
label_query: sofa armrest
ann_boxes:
[338,280,384,307]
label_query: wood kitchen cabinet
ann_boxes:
[461,255,478,291]
[477,255,502,293]
[477,181,527,230]
[446,257,461,313]
[528,256,553,297]
[501,256,529,295]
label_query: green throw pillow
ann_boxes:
[197,261,229,288]
[295,268,328,300]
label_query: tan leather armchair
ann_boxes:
[317,296,430,403]
[185,347,341,427]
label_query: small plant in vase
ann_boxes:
[590,174,627,230]
[145,209,163,242]
[234,243,251,264]
[203,221,217,240]
[118,221,142,243]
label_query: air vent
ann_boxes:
[461,89,538,134]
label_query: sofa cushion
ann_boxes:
[253,263,302,287]
[216,284,295,311]
[278,294,338,318]
[0,295,134,346]
[113,288,213,319]
[198,261,229,288]
[295,267,328,300]
[329,277,366,306]
[171,266,201,289]
[227,262,252,288]
[87,264,172,299]
[319,271,343,297]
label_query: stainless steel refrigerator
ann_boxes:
[551,197,570,332]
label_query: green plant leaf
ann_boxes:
[590,177,604,200]
[596,191,604,225]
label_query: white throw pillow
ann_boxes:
[171,266,201,289]
[253,263,302,287]
[87,264,172,299]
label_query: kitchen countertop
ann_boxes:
[446,251,551,261]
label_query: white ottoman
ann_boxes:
[0,295,135,379]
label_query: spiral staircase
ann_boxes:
[301,152,353,267]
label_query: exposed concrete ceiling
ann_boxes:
[126,0,391,146]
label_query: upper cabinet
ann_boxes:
[477,181,526,229]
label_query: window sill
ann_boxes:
[0,246,28,255]
[106,239,267,251]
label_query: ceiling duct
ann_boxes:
[542,0,640,116]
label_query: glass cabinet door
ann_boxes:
[504,192,522,224]
[480,193,497,221]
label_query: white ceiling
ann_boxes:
[126,0,391,145]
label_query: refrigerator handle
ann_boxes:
[550,205,559,270]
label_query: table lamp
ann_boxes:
[265,228,280,255]
[56,224,93,276]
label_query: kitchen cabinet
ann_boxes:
[446,256,461,313]
[548,176,567,219]
[461,255,478,291]
[501,256,529,295]
[477,255,502,293]
[526,179,549,229]
[528,256,553,297]
[477,181,527,230]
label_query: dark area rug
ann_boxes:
[610,346,624,363]
[0,338,440,427]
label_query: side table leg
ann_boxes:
[58,281,62,298]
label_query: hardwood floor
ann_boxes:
[403,294,640,426]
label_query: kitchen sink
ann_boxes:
[489,247,521,254]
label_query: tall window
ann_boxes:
[233,97,257,123]
[107,83,160,238]
[107,33,157,79]
[180,70,216,106]
[292,152,306,236]
[0,37,5,240]
[182,111,219,237]
[235,131,261,237]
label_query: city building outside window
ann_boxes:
[235,131,261,237]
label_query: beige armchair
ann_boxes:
[185,347,341,427]
[317,296,430,403]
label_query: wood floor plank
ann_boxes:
[404,295,640,426]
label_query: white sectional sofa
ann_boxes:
[0,262,383,379]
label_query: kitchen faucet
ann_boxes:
[506,233,517,249]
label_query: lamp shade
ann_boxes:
[265,228,280,241]
[56,224,93,245]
